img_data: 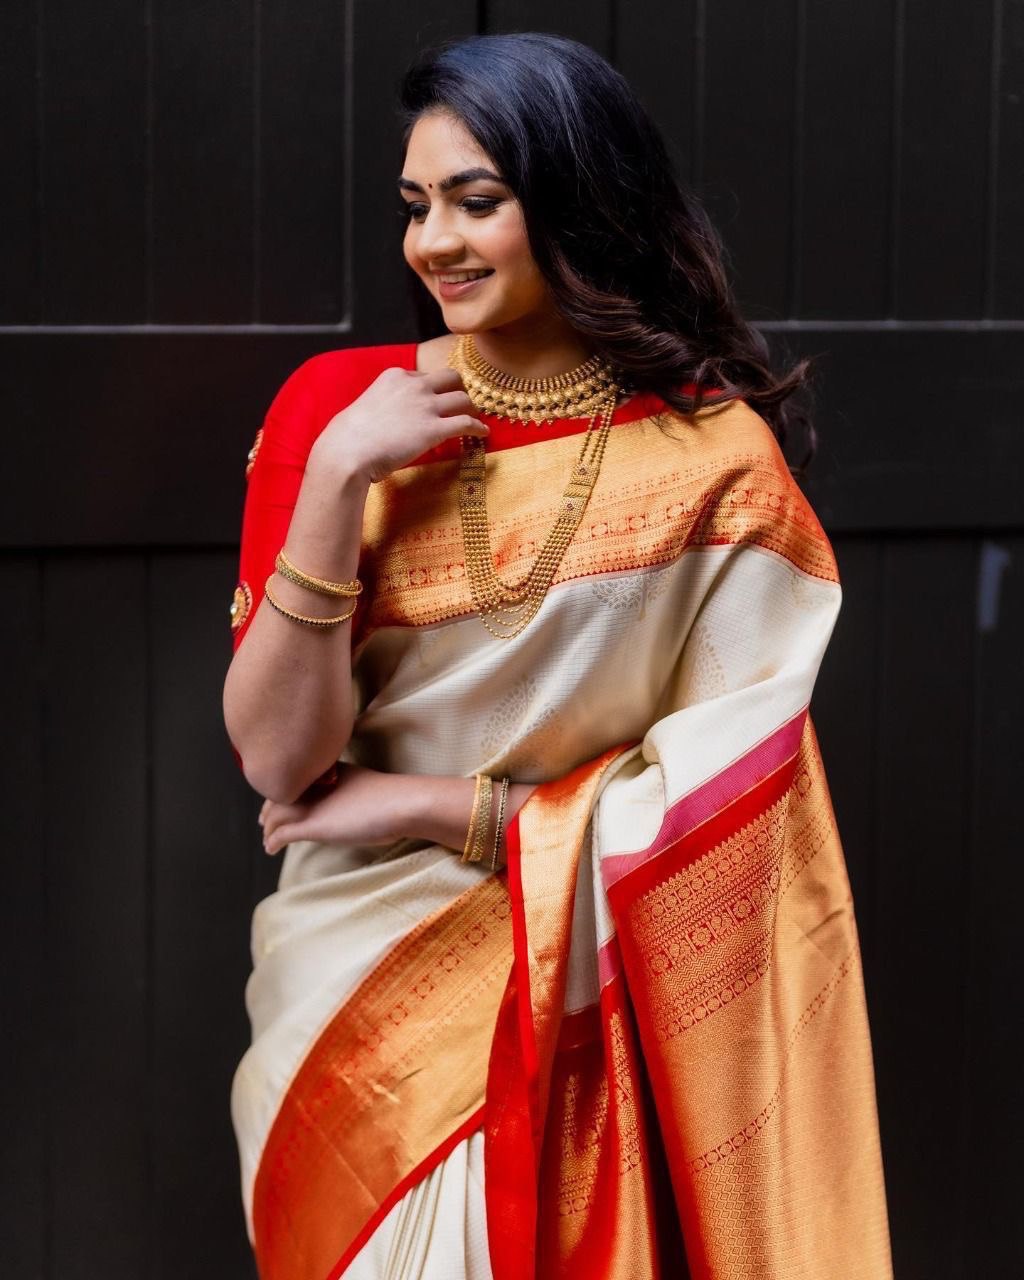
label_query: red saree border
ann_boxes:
[326,1106,486,1280]
[603,707,808,894]
[484,747,634,1280]
[606,734,803,918]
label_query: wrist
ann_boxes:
[306,432,376,491]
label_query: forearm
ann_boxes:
[223,461,371,803]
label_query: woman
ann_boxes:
[224,32,892,1280]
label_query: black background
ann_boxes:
[1,2,1022,1276]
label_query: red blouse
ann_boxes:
[231,341,678,652]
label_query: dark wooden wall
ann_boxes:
[2,2,1021,1276]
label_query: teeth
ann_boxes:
[440,270,491,283]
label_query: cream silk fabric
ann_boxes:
[231,394,891,1279]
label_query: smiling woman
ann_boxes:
[224,31,892,1280]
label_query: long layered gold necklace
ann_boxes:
[447,333,622,639]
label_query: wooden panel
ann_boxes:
[0,1,40,322]
[895,1,993,317]
[347,0,477,342]
[150,552,262,1277]
[485,0,613,49]
[800,0,892,317]
[259,0,349,324]
[794,327,1024,533]
[963,536,1024,1271]
[615,0,698,183]
[44,556,149,1277]
[41,1,147,322]
[151,1,255,322]
[701,0,797,316]
[0,557,47,1274]
[870,538,976,1278]
[993,0,1024,316]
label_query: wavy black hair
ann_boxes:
[398,31,816,473]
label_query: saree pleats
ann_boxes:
[252,875,511,1280]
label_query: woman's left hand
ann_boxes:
[259,763,418,855]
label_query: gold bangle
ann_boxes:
[462,773,493,863]
[275,548,363,598]
[489,776,510,871]
[263,575,357,628]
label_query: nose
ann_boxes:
[413,206,465,264]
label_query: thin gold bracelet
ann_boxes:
[489,776,510,871]
[263,575,357,628]
[462,773,493,863]
[275,548,362,598]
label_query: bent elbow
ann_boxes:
[237,743,352,806]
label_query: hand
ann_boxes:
[258,763,417,855]
[308,366,489,485]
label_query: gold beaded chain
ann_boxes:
[447,334,622,639]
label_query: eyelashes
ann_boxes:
[400,198,501,223]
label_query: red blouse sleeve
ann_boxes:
[230,343,414,654]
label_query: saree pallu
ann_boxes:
[230,344,893,1279]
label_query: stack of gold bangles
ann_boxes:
[264,548,362,627]
[462,772,511,872]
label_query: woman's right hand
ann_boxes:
[307,366,489,485]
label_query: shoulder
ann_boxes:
[259,341,418,450]
[652,393,787,476]
[414,333,458,372]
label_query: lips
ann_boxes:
[437,270,494,300]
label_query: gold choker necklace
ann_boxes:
[447,334,622,638]
[447,333,618,425]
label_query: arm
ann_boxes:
[223,453,371,803]
[223,362,490,804]
[259,767,538,866]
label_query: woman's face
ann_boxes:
[400,111,553,335]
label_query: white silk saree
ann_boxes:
[228,343,893,1280]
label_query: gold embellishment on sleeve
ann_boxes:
[230,580,253,632]
[245,427,264,478]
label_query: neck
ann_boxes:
[468,314,593,380]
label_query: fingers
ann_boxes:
[447,414,490,438]
[261,801,307,854]
[433,388,477,418]
[418,367,466,392]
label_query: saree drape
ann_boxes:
[229,343,893,1279]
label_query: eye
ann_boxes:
[460,198,500,215]
[400,197,500,224]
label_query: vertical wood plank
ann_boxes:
[40,1,147,322]
[150,1,255,322]
[800,1,893,317]
[0,1,41,322]
[895,1,993,316]
[150,553,261,1278]
[0,557,47,1275]
[701,0,798,316]
[44,556,150,1277]
[615,0,698,184]
[993,0,1024,317]
[872,537,975,1279]
[349,0,477,340]
[485,0,613,50]
[258,0,349,324]
[962,537,1024,1271]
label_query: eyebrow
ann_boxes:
[397,166,506,195]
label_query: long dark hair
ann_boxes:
[398,32,816,473]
